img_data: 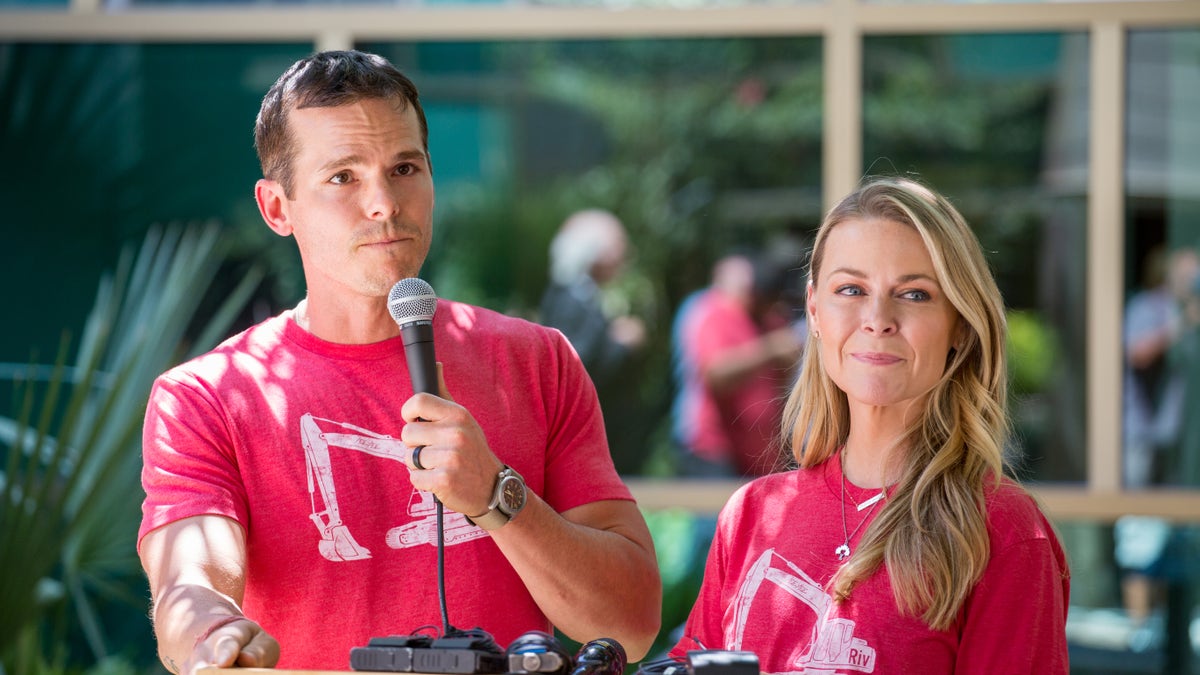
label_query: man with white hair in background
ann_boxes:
[539,209,646,388]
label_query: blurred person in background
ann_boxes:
[1115,245,1200,649]
[671,251,803,477]
[539,209,653,475]
[1122,245,1198,487]
[539,209,647,390]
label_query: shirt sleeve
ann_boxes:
[955,536,1071,674]
[669,501,737,660]
[538,326,633,513]
[138,373,248,550]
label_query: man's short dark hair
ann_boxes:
[254,50,429,198]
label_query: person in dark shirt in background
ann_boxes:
[539,209,647,389]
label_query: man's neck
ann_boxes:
[292,297,401,344]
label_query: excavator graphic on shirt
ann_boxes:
[298,413,487,562]
[729,549,877,674]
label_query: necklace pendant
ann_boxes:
[835,544,851,560]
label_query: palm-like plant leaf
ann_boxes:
[0,221,264,669]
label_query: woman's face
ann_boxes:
[807,216,962,416]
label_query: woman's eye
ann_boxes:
[835,285,863,296]
[901,289,931,301]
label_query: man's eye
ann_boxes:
[395,163,415,176]
[329,172,352,185]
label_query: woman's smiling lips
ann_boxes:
[852,351,904,365]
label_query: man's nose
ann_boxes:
[364,177,400,220]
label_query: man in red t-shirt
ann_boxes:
[137,50,661,675]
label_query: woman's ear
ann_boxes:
[952,320,970,355]
[806,281,819,339]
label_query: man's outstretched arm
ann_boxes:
[139,514,280,675]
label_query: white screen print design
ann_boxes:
[299,413,488,562]
[730,549,876,674]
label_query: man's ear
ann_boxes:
[255,178,292,236]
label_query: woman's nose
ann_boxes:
[862,296,898,335]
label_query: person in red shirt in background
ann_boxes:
[672,252,804,477]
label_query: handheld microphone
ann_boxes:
[387,277,453,634]
[354,279,505,670]
[388,278,439,395]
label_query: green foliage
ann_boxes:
[642,508,714,657]
[0,223,263,674]
[522,39,822,265]
[1007,309,1056,395]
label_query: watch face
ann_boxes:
[499,475,526,513]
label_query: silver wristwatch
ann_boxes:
[468,465,527,531]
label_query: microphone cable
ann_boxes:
[437,499,452,635]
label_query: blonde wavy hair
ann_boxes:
[780,176,1010,630]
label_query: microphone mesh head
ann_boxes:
[387,278,438,325]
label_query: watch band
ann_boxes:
[469,504,511,531]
